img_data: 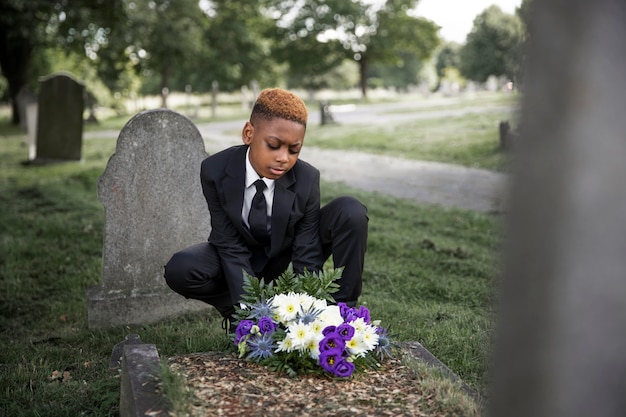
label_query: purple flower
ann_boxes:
[322,325,336,336]
[319,348,355,378]
[234,319,255,344]
[338,302,358,322]
[338,303,352,318]
[336,323,355,340]
[356,305,371,324]
[333,358,355,378]
[257,316,276,335]
[319,332,346,353]
[319,348,344,374]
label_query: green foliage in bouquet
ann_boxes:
[237,266,343,308]
[231,266,393,378]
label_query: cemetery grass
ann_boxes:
[306,92,518,172]
[0,124,499,416]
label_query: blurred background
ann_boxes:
[0,0,529,124]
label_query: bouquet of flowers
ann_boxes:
[232,267,392,378]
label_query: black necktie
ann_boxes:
[248,179,269,243]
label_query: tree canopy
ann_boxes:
[267,0,439,97]
[459,5,524,83]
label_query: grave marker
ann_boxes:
[87,109,211,328]
[33,72,85,162]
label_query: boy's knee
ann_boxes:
[321,196,368,233]
[335,196,368,226]
[163,251,190,293]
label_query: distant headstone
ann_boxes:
[87,109,211,328]
[250,80,260,100]
[25,103,38,161]
[485,75,499,92]
[498,120,518,150]
[16,84,36,131]
[320,101,336,126]
[241,85,250,111]
[32,72,85,162]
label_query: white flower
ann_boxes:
[305,332,325,359]
[360,324,380,351]
[287,321,314,350]
[271,292,300,324]
[346,336,368,356]
[295,293,316,311]
[318,305,344,327]
[351,317,368,332]
[311,297,328,312]
[309,319,326,336]
[346,320,380,356]
[276,335,295,353]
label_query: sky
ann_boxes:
[413,0,523,43]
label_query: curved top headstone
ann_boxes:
[34,71,85,161]
[97,109,211,289]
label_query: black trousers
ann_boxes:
[164,196,368,317]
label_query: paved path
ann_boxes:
[195,102,508,214]
[87,99,508,213]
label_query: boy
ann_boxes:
[164,88,368,323]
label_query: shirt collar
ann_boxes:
[245,147,275,191]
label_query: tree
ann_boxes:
[122,0,206,107]
[514,0,534,87]
[0,0,122,124]
[267,0,439,98]
[435,42,460,79]
[198,0,280,92]
[459,5,524,83]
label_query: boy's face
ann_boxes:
[242,117,305,180]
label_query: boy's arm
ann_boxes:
[201,166,252,305]
[291,169,323,274]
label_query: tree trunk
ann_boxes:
[358,56,368,99]
[0,27,33,125]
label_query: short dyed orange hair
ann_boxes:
[250,88,308,127]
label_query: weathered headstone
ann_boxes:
[488,1,626,417]
[16,84,36,131]
[498,120,517,150]
[32,72,85,162]
[485,75,499,92]
[25,102,38,161]
[87,109,211,328]
[320,101,336,126]
[241,85,250,111]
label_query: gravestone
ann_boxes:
[32,72,85,162]
[319,101,336,125]
[25,102,38,161]
[488,1,626,417]
[87,109,211,328]
[16,84,36,131]
[498,120,517,150]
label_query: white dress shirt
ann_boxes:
[242,148,275,230]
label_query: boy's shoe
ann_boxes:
[216,305,236,336]
[221,316,233,335]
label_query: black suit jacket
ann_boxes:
[200,145,323,303]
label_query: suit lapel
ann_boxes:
[222,146,247,233]
[270,168,296,252]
